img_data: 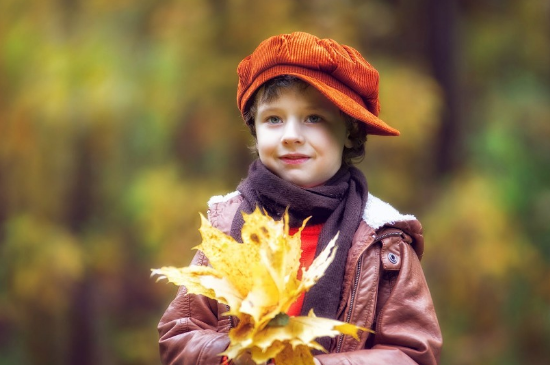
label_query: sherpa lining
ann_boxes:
[207,191,241,208]
[363,193,416,230]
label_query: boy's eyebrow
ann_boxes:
[256,105,283,114]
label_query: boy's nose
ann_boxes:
[281,119,304,144]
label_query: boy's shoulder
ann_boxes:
[363,194,424,259]
[207,191,418,230]
[206,191,243,235]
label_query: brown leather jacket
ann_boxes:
[158,192,442,365]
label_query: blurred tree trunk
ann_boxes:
[425,0,463,176]
[67,132,95,365]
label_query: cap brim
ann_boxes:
[239,66,400,136]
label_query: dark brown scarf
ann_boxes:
[231,159,368,327]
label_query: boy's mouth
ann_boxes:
[280,154,310,165]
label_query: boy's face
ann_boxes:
[254,84,353,188]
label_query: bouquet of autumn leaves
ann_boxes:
[152,208,365,365]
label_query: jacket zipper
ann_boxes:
[335,231,403,353]
[336,254,364,352]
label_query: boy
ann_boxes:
[158,32,442,365]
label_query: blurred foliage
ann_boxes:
[0,1,549,365]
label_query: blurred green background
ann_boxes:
[1,1,549,364]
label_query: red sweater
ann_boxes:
[286,224,323,317]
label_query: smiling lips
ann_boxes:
[280,154,310,165]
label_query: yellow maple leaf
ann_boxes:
[152,207,369,365]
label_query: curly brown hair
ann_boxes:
[243,76,367,166]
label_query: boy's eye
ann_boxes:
[266,116,282,124]
[306,115,322,123]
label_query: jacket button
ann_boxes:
[388,252,399,265]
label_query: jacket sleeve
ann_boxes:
[157,250,231,365]
[315,233,442,365]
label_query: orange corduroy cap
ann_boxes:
[236,32,399,136]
